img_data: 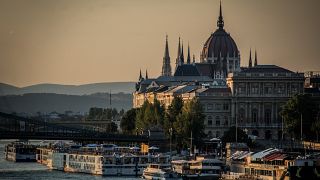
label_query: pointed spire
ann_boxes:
[162,34,172,76]
[249,49,252,68]
[145,69,148,79]
[217,0,224,29]
[164,34,169,58]
[193,54,196,64]
[187,43,191,64]
[176,37,181,66]
[181,40,185,64]
[139,69,143,81]
[254,49,258,66]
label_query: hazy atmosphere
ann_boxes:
[1,0,319,87]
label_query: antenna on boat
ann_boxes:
[109,89,112,109]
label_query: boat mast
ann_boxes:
[190,131,193,156]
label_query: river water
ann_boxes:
[0,140,140,180]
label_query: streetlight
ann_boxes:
[300,113,303,142]
[244,128,248,135]
[281,116,284,140]
[148,129,151,147]
[235,88,238,143]
[169,127,173,158]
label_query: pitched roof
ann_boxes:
[174,64,200,76]
[202,87,231,93]
[241,65,294,74]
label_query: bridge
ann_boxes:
[0,112,148,143]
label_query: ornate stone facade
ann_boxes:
[227,65,305,140]
[133,3,306,140]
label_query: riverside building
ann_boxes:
[133,2,305,140]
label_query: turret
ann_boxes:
[187,43,191,64]
[217,0,224,29]
[145,69,148,79]
[254,50,258,66]
[180,41,185,65]
[248,49,252,68]
[139,69,143,81]
[176,37,181,67]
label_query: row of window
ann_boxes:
[207,130,274,139]
[207,130,223,138]
[239,108,273,123]
[207,116,229,126]
[206,103,229,111]
[237,83,301,95]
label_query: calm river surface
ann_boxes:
[0,140,140,180]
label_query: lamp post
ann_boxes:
[190,131,193,156]
[148,129,151,147]
[300,113,303,142]
[169,127,173,158]
[235,89,238,143]
[281,116,284,140]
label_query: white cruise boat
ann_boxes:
[171,157,224,180]
[101,153,171,176]
[142,164,181,180]
[50,151,67,170]
[63,144,171,176]
[64,152,104,174]
[5,142,37,162]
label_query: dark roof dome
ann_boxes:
[201,2,238,59]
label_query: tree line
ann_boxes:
[120,97,205,150]
[280,94,320,141]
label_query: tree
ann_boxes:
[119,109,125,116]
[174,98,205,149]
[164,96,183,137]
[280,94,318,140]
[135,99,165,130]
[221,126,253,147]
[120,108,137,135]
[311,112,320,141]
[87,107,121,121]
[106,122,118,133]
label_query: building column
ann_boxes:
[231,99,236,126]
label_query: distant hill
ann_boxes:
[0,92,133,114]
[0,82,136,96]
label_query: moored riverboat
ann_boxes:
[5,142,37,162]
[142,163,181,180]
[172,156,224,180]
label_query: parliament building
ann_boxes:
[133,3,305,140]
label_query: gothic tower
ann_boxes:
[254,50,258,66]
[180,41,185,65]
[176,37,181,69]
[161,35,172,76]
[187,43,191,64]
[249,49,252,68]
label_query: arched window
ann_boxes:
[278,130,283,140]
[252,109,258,123]
[208,116,212,126]
[264,109,271,124]
[216,131,220,138]
[239,108,245,123]
[215,116,220,126]
[224,116,228,126]
[252,130,259,137]
[265,130,272,140]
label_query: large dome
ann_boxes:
[201,2,239,60]
[202,29,238,59]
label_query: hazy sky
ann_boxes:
[1,0,320,87]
